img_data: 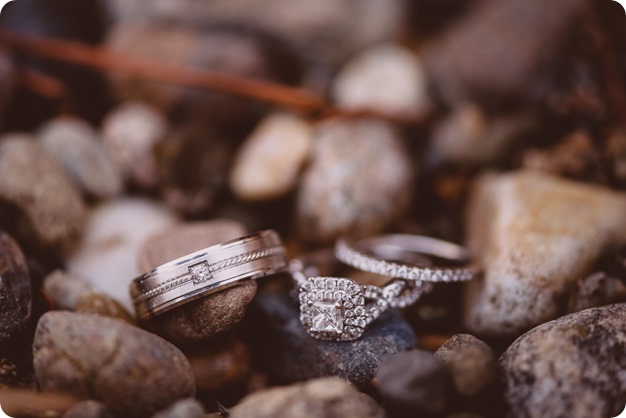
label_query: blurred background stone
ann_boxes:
[63,400,113,418]
[151,398,205,418]
[0,134,86,259]
[566,272,626,313]
[101,101,168,190]
[297,118,413,244]
[42,270,91,311]
[230,113,312,201]
[74,290,135,324]
[39,116,123,199]
[66,198,177,312]
[333,43,431,120]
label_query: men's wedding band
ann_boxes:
[131,230,287,320]
[335,234,477,283]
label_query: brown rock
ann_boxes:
[74,291,135,324]
[140,220,257,344]
[434,334,497,398]
[229,377,385,418]
[499,304,626,418]
[186,337,251,394]
[63,400,113,418]
[33,312,195,417]
[425,0,586,107]
[0,232,31,344]
[0,135,86,258]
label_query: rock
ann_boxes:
[297,118,413,244]
[63,400,113,418]
[139,220,256,344]
[0,232,31,344]
[333,43,430,120]
[246,292,417,388]
[499,304,626,418]
[106,24,275,134]
[186,337,251,395]
[74,291,135,324]
[0,50,15,127]
[42,270,91,311]
[607,129,626,186]
[152,399,205,418]
[157,124,231,216]
[0,358,18,388]
[67,198,177,312]
[429,105,536,166]
[0,134,86,258]
[230,114,313,201]
[464,170,626,336]
[434,334,497,398]
[106,0,406,68]
[567,272,626,313]
[33,311,195,418]
[229,377,385,418]
[101,101,168,189]
[425,0,586,107]
[376,349,450,416]
[38,116,123,199]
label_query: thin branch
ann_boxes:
[0,28,326,112]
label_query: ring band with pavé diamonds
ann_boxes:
[131,230,287,321]
[290,250,433,341]
[335,234,477,283]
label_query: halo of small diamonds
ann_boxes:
[299,277,367,341]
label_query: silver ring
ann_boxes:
[131,230,287,321]
[335,234,477,283]
[290,250,433,341]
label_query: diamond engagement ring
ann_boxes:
[290,250,433,341]
[131,230,287,321]
[335,234,477,283]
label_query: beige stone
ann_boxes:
[464,170,626,335]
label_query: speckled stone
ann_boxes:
[230,113,312,201]
[33,312,195,418]
[566,272,626,313]
[229,377,385,418]
[0,135,86,258]
[63,400,113,418]
[101,101,168,189]
[151,399,205,418]
[297,118,413,244]
[139,220,257,344]
[464,170,626,336]
[246,292,417,389]
[42,270,91,311]
[0,232,31,344]
[74,291,135,324]
[499,304,626,418]
[38,116,123,199]
[333,43,430,120]
[376,349,450,416]
[434,334,497,398]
